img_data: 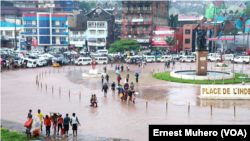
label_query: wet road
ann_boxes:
[1,61,250,141]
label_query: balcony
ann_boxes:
[126,37,151,43]
[143,19,152,24]
[52,24,68,28]
[122,7,152,14]
[24,24,37,27]
[52,32,68,35]
[143,28,151,34]
[24,32,37,35]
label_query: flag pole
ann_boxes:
[242,22,245,83]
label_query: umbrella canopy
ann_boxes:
[0,58,3,61]
[135,71,140,74]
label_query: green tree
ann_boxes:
[108,39,141,53]
[79,1,96,12]
[164,36,176,48]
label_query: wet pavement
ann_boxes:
[1,61,250,141]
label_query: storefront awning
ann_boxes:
[88,38,97,42]
[75,44,83,47]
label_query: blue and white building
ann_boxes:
[22,12,69,51]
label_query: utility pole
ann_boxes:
[14,1,17,50]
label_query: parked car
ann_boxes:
[172,54,180,60]
[145,55,156,63]
[26,59,37,68]
[231,56,250,64]
[208,55,221,62]
[222,54,234,61]
[74,57,92,65]
[180,56,196,62]
[157,55,172,62]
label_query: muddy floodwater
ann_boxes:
[1,62,250,141]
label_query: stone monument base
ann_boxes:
[82,69,105,78]
[89,69,99,74]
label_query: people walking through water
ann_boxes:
[70,113,81,137]
[51,112,59,133]
[105,74,109,82]
[102,82,108,97]
[132,91,136,104]
[44,115,54,137]
[130,82,134,90]
[103,66,107,73]
[117,74,121,85]
[173,59,175,66]
[121,64,124,72]
[63,114,70,137]
[36,109,44,132]
[90,95,94,106]
[101,75,104,84]
[92,94,98,107]
[126,74,129,83]
[115,65,117,70]
[57,114,63,135]
[111,82,116,95]
[135,73,139,83]
[128,90,132,102]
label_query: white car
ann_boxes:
[36,60,44,67]
[180,56,196,62]
[74,57,92,65]
[222,54,234,61]
[232,56,250,64]
[208,55,221,62]
[145,55,155,63]
[26,59,37,68]
[157,55,172,62]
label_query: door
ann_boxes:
[78,59,82,64]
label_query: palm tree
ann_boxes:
[164,36,176,54]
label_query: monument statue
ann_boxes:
[194,24,208,75]
[194,24,208,50]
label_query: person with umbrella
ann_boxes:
[135,71,139,83]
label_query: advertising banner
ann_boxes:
[33,39,38,46]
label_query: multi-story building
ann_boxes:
[72,7,115,52]
[22,13,69,51]
[121,1,170,49]
[1,18,23,48]
[151,26,183,53]
[68,30,87,52]
[95,1,122,19]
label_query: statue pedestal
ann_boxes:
[196,50,208,75]
[89,69,98,75]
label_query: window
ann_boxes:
[185,39,190,44]
[90,30,96,35]
[99,30,104,35]
[80,31,84,35]
[133,14,136,19]
[73,38,78,41]
[154,37,161,42]
[144,34,149,38]
[80,38,83,41]
[60,37,66,41]
[73,32,78,35]
[59,29,65,32]
[26,21,32,25]
[185,29,190,34]
[26,29,32,32]
[5,31,12,36]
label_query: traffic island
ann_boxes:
[152,72,250,84]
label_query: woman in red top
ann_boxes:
[57,115,63,135]
[44,115,54,137]
[117,75,121,85]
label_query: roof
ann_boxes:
[226,5,244,13]
[237,2,246,9]
[212,1,224,8]
[170,7,180,14]
[178,15,204,21]
[85,6,112,16]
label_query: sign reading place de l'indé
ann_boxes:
[200,85,250,99]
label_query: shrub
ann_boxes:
[222,63,228,67]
